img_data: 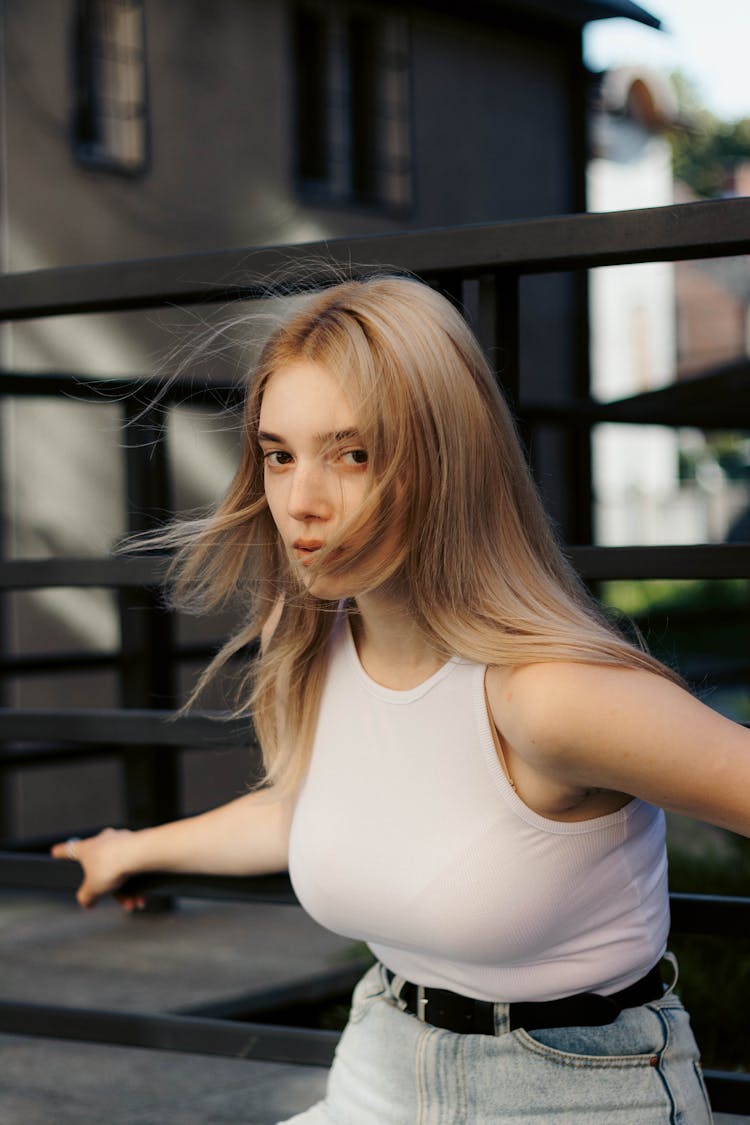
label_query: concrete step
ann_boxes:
[0,892,358,1013]
[0,1033,327,1124]
[0,891,354,1123]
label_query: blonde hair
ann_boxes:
[165,276,679,794]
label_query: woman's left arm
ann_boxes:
[498,662,750,836]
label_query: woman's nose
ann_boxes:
[287,464,332,521]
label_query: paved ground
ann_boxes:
[1,891,748,1124]
[0,891,351,1124]
[0,1033,328,1125]
[1,892,358,1012]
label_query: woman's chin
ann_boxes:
[301,570,355,601]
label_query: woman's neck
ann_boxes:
[349,588,445,689]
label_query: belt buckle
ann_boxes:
[416,984,428,1022]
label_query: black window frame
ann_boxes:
[292,0,413,213]
[71,0,150,177]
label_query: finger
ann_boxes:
[76,883,97,909]
[50,841,81,861]
[116,894,147,913]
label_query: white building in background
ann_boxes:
[587,67,688,545]
[588,67,749,547]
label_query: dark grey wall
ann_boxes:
[411,13,577,224]
[3,0,584,266]
[0,0,591,836]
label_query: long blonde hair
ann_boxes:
[165,276,679,794]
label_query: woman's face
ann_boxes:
[258,359,384,599]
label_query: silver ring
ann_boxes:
[65,837,81,861]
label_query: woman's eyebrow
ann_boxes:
[256,428,361,444]
[329,429,361,443]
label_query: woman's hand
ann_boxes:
[49,791,292,912]
[50,827,145,911]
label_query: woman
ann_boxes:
[54,277,748,1123]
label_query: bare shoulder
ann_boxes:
[487,658,669,704]
[485,659,686,769]
[487,657,750,837]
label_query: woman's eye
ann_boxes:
[340,449,369,467]
[263,450,293,467]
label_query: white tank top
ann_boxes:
[289,617,669,1003]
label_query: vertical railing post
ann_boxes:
[570,268,593,545]
[491,268,524,451]
[118,400,179,834]
[0,396,9,841]
[434,271,465,312]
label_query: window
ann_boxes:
[72,0,149,175]
[293,2,412,210]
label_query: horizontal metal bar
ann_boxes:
[629,603,750,627]
[1,826,120,853]
[0,653,121,684]
[0,853,295,902]
[568,544,750,580]
[0,851,104,892]
[120,870,296,904]
[0,1004,746,1110]
[0,708,254,747]
[523,357,750,431]
[0,1008,746,1111]
[1,199,749,321]
[677,664,750,691]
[0,556,169,589]
[1,546,746,594]
[0,1000,337,1066]
[0,738,249,770]
[0,652,117,676]
[703,1070,750,1115]
[668,892,750,938]
[0,1005,746,1110]
[3,855,749,937]
[0,743,124,769]
[0,647,240,687]
[0,370,242,406]
[0,642,226,678]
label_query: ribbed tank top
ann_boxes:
[288,617,669,1003]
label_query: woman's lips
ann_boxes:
[293,539,323,564]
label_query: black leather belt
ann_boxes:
[383,964,664,1036]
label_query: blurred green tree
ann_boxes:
[670,71,750,198]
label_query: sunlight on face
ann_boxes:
[258,360,376,599]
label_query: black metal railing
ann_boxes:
[1,196,750,1112]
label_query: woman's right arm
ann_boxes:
[50,788,293,909]
[54,603,292,909]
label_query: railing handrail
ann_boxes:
[0,707,254,747]
[2,198,750,321]
[0,369,244,405]
[0,999,339,1067]
[0,997,748,1111]
[2,851,750,932]
[0,544,748,592]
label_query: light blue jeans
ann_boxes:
[278,961,713,1124]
